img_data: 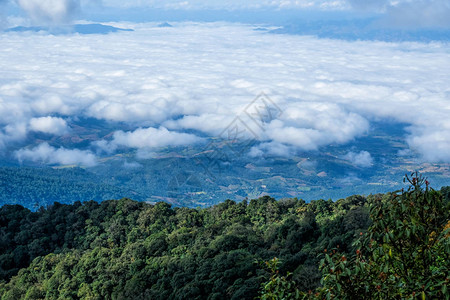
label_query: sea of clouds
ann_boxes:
[0,21,449,166]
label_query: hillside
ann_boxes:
[0,176,448,299]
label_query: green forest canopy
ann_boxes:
[0,174,448,299]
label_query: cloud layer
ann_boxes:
[0,22,449,165]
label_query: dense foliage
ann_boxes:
[0,192,373,299]
[0,175,447,299]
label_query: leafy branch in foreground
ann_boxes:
[318,172,449,299]
[260,172,449,299]
[258,257,305,300]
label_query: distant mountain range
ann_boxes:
[5,23,134,35]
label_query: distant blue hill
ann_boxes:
[5,23,134,35]
[157,22,173,28]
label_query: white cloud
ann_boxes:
[0,122,28,150]
[96,127,202,152]
[263,103,369,149]
[249,141,295,158]
[407,126,450,162]
[123,160,142,168]
[341,150,373,167]
[17,0,79,24]
[100,0,348,10]
[29,116,69,135]
[163,114,237,137]
[0,23,449,162]
[15,142,97,166]
[16,0,80,24]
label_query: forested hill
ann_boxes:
[0,178,448,299]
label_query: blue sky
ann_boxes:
[2,0,450,30]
